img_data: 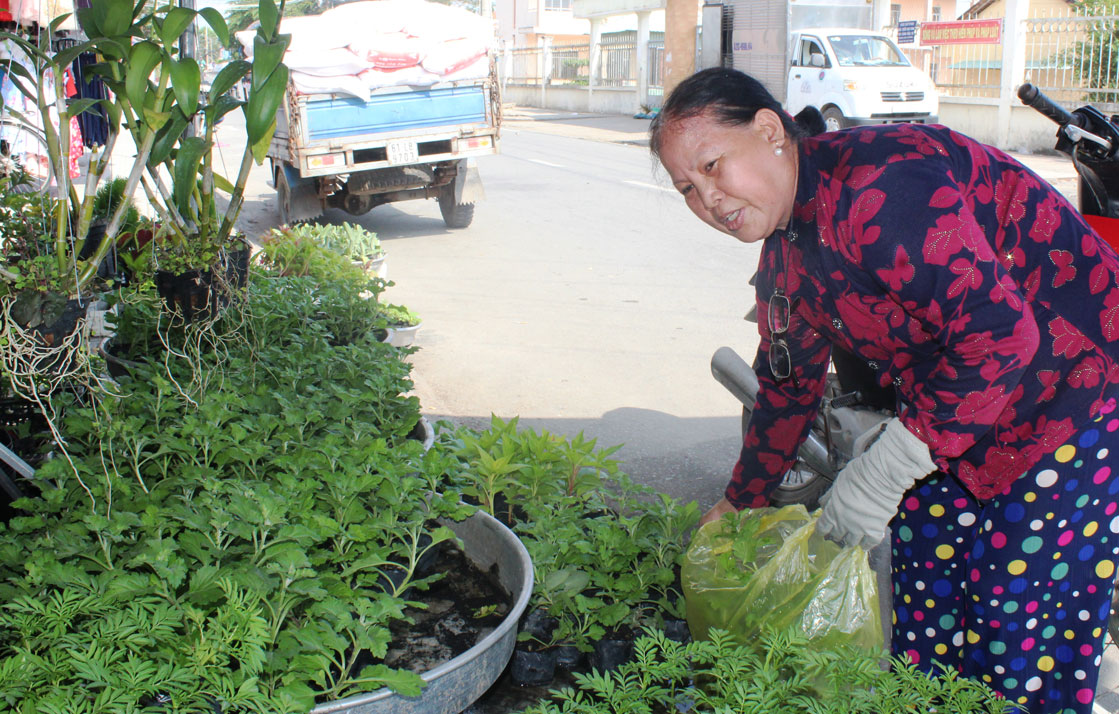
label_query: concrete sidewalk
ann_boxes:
[500,103,1081,204]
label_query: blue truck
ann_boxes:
[267,63,500,228]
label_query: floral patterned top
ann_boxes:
[731,123,1119,509]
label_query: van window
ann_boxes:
[827,34,910,67]
[795,37,828,68]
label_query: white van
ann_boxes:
[786,28,938,132]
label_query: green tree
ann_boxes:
[1066,0,1119,104]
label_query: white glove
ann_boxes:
[816,417,936,549]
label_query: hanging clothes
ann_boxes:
[0,35,52,184]
[63,65,82,177]
[71,50,108,147]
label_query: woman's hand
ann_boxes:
[699,497,739,527]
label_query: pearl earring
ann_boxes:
[774,144,783,156]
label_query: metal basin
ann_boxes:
[311,509,533,714]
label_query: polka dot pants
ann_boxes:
[892,406,1119,714]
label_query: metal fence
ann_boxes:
[551,43,590,85]
[501,39,666,97]
[930,6,1119,110]
[599,39,636,87]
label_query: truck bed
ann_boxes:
[270,78,500,178]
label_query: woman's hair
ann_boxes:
[650,67,822,159]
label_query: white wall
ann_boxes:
[938,97,1063,153]
[502,84,644,114]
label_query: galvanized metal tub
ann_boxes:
[310,509,534,714]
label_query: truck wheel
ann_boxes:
[275,164,322,225]
[277,167,296,225]
[822,107,848,133]
[438,191,475,229]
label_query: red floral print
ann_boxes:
[728,124,1119,508]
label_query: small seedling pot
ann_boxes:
[590,635,633,672]
[510,646,557,687]
[664,618,692,644]
[519,608,558,642]
[554,643,583,671]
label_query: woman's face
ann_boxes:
[658,108,798,244]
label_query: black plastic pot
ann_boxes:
[25,298,88,348]
[590,635,633,672]
[509,646,556,687]
[554,643,583,671]
[153,245,251,324]
[99,339,144,379]
[664,618,692,644]
[519,608,558,642]
[223,245,250,291]
[154,268,217,324]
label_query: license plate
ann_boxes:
[386,139,419,165]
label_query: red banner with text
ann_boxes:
[920,19,1003,45]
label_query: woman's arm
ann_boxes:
[726,299,831,509]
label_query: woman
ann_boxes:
[652,66,1119,714]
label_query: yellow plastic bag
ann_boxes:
[682,504,883,652]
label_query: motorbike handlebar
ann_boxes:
[1018,83,1082,129]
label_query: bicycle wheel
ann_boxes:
[0,120,53,192]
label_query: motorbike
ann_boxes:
[709,81,1119,643]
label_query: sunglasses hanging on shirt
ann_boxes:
[768,231,800,387]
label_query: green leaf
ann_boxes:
[212,169,236,194]
[91,36,131,62]
[125,41,161,115]
[204,93,242,132]
[99,0,133,37]
[355,664,425,697]
[250,120,277,164]
[169,57,201,117]
[172,136,207,217]
[76,6,103,37]
[55,40,97,71]
[210,60,250,100]
[64,98,102,121]
[250,34,289,92]
[258,0,279,38]
[0,62,36,99]
[159,7,196,50]
[141,106,171,132]
[199,7,230,47]
[49,14,74,36]
[148,111,189,166]
[245,63,286,151]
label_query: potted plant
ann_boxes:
[69,0,290,322]
[0,19,124,312]
[0,172,108,425]
[306,221,387,279]
[379,302,421,348]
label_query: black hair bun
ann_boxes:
[793,106,826,137]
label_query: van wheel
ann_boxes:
[823,107,848,133]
